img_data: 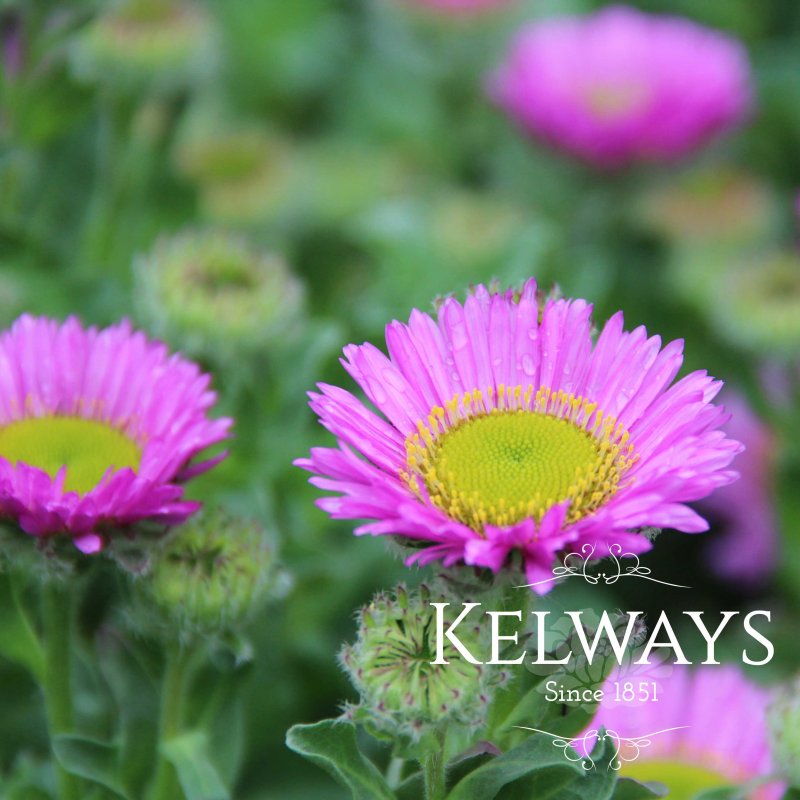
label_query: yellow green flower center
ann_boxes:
[403,385,635,531]
[0,417,142,495]
[583,82,650,121]
[622,760,732,795]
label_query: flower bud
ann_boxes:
[639,167,775,251]
[142,508,282,636]
[339,584,508,742]
[134,229,304,362]
[173,120,296,226]
[71,0,214,94]
[769,676,800,787]
[708,250,800,356]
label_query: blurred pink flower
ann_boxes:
[702,391,779,587]
[489,6,752,168]
[582,664,783,797]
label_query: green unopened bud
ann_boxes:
[134,229,304,362]
[639,167,776,250]
[71,0,214,94]
[173,115,297,226]
[709,251,800,356]
[769,677,800,787]
[340,584,508,742]
[142,508,281,636]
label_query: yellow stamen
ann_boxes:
[401,385,636,531]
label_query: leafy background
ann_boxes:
[2,0,800,797]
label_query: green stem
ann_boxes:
[423,727,448,800]
[42,581,81,800]
[149,643,192,800]
[385,755,405,790]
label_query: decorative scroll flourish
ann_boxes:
[515,726,690,771]
[515,543,691,590]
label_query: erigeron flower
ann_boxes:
[489,6,751,169]
[0,315,230,553]
[340,584,506,740]
[297,279,741,593]
[585,664,783,798]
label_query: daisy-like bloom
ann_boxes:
[488,6,751,169]
[297,280,741,593]
[583,664,783,798]
[701,391,778,588]
[0,316,230,554]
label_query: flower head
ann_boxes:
[0,315,230,553]
[489,6,752,169]
[297,279,741,593]
[584,664,783,798]
[135,230,303,361]
[340,583,505,740]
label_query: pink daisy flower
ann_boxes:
[582,664,783,797]
[297,280,741,593]
[0,315,231,553]
[488,6,752,169]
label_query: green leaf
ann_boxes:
[395,771,424,800]
[695,790,744,800]
[547,731,617,800]
[0,572,44,680]
[52,734,129,798]
[446,733,585,800]
[285,720,397,800]
[612,778,668,799]
[162,731,230,800]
